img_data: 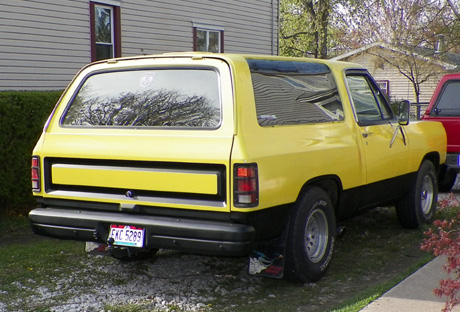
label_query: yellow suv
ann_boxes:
[30,53,446,283]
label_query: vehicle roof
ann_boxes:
[88,52,365,72]
[439,73,460,81]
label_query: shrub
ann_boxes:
[421,193,460,312]
[0,91,62,216]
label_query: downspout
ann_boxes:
[271,0,278,55]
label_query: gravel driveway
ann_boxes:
[1,248,268,312]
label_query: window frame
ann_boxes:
[90,2,122,62]
[345,71,394,126]
[192,23,224,53]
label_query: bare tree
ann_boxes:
[366,43,450,102]
[338,0,453,48]
[334,0,460,102]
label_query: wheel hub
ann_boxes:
[420,176,434,215]
[304,209,328,263]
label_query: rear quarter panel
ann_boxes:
[230,122,366,212]
[229,58,366,212]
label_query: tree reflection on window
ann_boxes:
[246,59,344,127]
[61,69,221,128]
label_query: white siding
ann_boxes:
[0,0,90,90]
[120,0,278,56]
[0,0,279,91]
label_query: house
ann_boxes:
[331,42,460,105]
[0,0,279,91]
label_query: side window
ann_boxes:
[247,59,344,126]
[90,2,121,61]
[193,24,224,53]
[346,74,393,124]
[434,80,460,116]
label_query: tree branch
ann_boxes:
[447,0,460,20]
[282,31,313,40]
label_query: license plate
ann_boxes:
[109,224,145,248]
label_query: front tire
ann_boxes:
[285,187,336,283]
[396,160,438,229]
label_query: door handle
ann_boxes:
[362,132,373,138]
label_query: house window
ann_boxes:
[90,2,121,62]
[376,80,390,96]
[193,23,224,53]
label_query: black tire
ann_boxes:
[395,160,438,229]
[438,169,457,193]
[285,187,336,283]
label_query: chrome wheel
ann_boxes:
[421,175,434,215]
[285,187,336,282]
[304,209,329,263]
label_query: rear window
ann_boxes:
[246,59,343,126]
[434,80,460,116]
[61,68,221,128]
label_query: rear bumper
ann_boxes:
[29,208,255,256]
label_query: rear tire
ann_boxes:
[396,160,438,229]
[438,169,457,193]
[285,187,336,283]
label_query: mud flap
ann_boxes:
[85,241,109,256]
[85,241,132,259]
[248,225,288,279]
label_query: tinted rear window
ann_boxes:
[246,59,343,126]
[434,80,460,116]
[61,69,221,128]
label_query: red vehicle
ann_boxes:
[423,73,460,191]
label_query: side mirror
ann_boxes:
[398,100,410,126]
[390,100,409,148]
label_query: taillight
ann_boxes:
[31,156,40,192]
[233,163,258,207]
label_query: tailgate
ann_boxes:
[51,163,220,195]
[39,133,233,212]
